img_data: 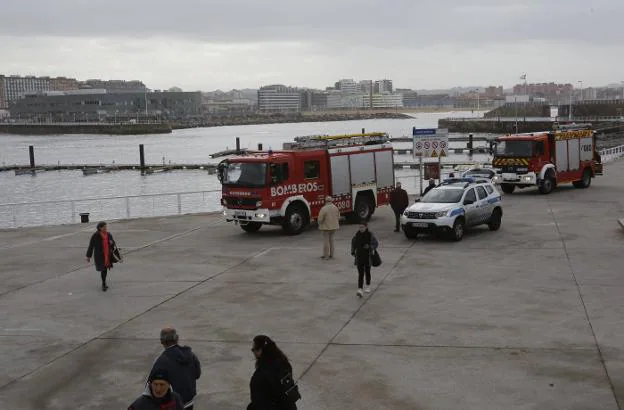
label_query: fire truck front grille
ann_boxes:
[224,197,259,209]
[406,211,437,219]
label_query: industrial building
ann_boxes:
[10,90,202,121]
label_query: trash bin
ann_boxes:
[79,213,90,223]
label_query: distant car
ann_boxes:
[401,178,503,241]
[461,168,496,180]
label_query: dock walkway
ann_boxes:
[1,161,624,409]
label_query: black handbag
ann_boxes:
[371,249,382,267]
[280,372,301,404]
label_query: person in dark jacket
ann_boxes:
[86,221,120,291]
[248,335,298,410]
[389,182,409,232]
[129,368,184,410]
[351,223,379,297]
[422,178,436,196]
[148,327,201,410]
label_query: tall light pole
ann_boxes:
[621,81,624,100]
[514,96,518,132]
[569,87,573,120]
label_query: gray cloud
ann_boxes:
[1,0,622,46]
[0,0,622,90]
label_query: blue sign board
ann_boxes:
[413,127,437,136]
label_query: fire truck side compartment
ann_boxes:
[349,152,376,185]
[330,155,351,196]
[374,150,394,188]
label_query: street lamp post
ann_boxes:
[514,96,518,133]
[569,88,573,120]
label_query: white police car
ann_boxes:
[401,178,503,241]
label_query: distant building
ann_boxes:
[374,79,393,94]
[257,85,301,112]
[1,75,51,106]
[484,86,504,98]
[81,79,147,92]
[334,79,358,94]
[10,90,202,121]
[512,82,573,103]
[401,90,419,107]
[359,80,373,94]
[0,77,5,109]
[50,77,80,91]
[368,93,403,108]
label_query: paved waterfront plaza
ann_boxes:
[1,160,624,409]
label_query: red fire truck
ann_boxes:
[492,123,602,194]
[217,132,396,234]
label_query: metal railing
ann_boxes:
[0,190,221,229]
[600,145,624,163]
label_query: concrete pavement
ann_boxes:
[1,160,624,409]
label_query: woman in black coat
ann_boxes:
[86,221,120,291]
[247,335,298,410]
[351,223,379,298]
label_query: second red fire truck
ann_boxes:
[217,132,396,234]
[492,123,602,194]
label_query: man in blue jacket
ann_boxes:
[148,328,201,409]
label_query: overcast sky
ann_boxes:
[0,0,622,91]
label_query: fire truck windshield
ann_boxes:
[222,162,267,187]
[496,140,532,157]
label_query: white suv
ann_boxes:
[401,178,503,241]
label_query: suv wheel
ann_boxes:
[451,218,465,241]
[404,227,418,239]
[488,208,502,231]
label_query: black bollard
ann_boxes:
[258,143,263,151]
[467,134,474,154]
[29,145,35,168]
[361,128,365,134]
[139,144,145,171]
[236,137,241,153]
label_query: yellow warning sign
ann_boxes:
[439,149,447,157]
[431,149,438,157]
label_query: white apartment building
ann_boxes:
[1,75,51,106]
[257,84,301,112]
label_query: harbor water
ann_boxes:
[0,111,492,228]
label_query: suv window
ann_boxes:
[476,186,488,200]
[484,185,494,194]
[304,160,320,179]
[464,188,476,204]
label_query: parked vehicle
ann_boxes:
[217,133,396,234]
[401,178,503,241]
[491,123,602,194]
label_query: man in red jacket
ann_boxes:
[389,182,409,232]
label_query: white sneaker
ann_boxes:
[357,288,363,297]
[364,286,371,293]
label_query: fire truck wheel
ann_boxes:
[488,208,502,231]
[240,222,262,233]
[354,195,374,222]
[573,168,592,189]
[450,218,465,241]
[501,184,515,194]
[282,204,308,235]
[539,172,555,195]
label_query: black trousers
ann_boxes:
[357,260,371,288]
[393,210,402,230]
[100,269,108,284]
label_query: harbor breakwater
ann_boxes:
[0,122,173,135]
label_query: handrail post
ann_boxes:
[177,193,182,214]
[126,197,131,219]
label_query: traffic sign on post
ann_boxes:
[413,128,449,158]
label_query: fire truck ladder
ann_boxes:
[287,132,390,149]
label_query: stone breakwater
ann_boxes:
[172,112,412,129]
[0,122,173,135]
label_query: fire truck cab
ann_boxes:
[217,132,396,234]
[492,123,602,194]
